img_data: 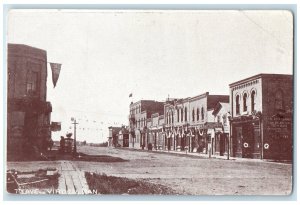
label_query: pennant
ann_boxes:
[50,63,62,88]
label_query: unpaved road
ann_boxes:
[75,146,292,195]
[7,146,292,195]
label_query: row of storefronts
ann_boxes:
[117,74,293,161]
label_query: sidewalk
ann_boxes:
[117,147,292,165]
[58,161,90,194]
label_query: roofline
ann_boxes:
[229,73,293,87]
[8,43,47,53]
[130,100,164,106]
[189,92,209,101]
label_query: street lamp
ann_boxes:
[71,117,78,156]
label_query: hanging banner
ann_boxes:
[50,63,62,88]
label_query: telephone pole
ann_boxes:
[71,118,79,156]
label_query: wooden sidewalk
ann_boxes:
[58,161,91,194]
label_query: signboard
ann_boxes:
[51,122,61,132]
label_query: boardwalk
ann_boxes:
[58,161,90,194]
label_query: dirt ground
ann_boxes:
[75,146,292,195]
[7,146,293,195]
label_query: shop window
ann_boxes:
[251,90,256,112]
[243,93,247,112]
[236,95,240,114]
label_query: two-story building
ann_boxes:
[7,44,52,160]
[229,74,293,160]
[162,93,229,154]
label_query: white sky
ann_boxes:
[7,10,293,143]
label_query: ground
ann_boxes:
[7,146,293,195]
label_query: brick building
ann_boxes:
[163,93,229,154]
[229,74,293,160]
[128,100,164,149]
[7,44,52,160]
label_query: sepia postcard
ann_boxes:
[5,8,294,198]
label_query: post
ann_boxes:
[227,133,230,160]
[71,118,79,156]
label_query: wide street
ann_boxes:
[76,146,292,195]
[7,146,292,195]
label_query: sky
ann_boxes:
[7,10,293,143]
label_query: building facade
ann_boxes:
[7,44,52,160]
[229,74,293,160]
[108,126,122,147]
[212,102,230,156]
[162,93,229,154]
[128,100,164,149]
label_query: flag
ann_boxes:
[50,63,62,88]
[129,93,133,97]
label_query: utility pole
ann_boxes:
[71,118,79,156]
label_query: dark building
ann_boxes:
[229,74,293,160]
[7,44,52,160]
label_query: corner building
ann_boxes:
[7,44,52,160]
[229,74,293,160]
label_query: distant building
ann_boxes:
[7,44,52,160]
[108,126,122,147]
[117,126,130,147]
[128,100,164,149]
[229,74,293,160]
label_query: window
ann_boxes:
[217,115,221,123]
[243,93,247,112]
[236,95,240,114]
[177,109,179,122]
[201,107,204,120]
[192,109,195,121]
[166,112,168,124]
[26,71,38,95]
[181,108,183,122]
[185,107,187,121]
[251,90,256,112]
[171,111,174,124]
[196,108,200,121]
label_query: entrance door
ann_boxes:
[220,134,225,156]
[242,124,254,158]
[233,127,242,157]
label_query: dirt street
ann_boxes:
[74,146,292,195]
[6,146,292,195]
